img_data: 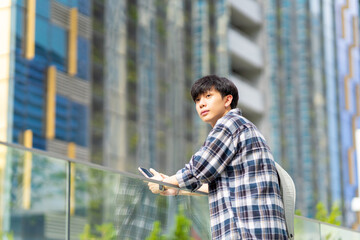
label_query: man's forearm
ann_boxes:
[162,175,209,196]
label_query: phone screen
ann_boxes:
[138,167,154,178]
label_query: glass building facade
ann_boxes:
[335,0,360,228]
[6,0,92,161]
[266,0,360,228]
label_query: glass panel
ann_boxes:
[2,143,360,239]
[77,0,91,16]
[50,24,66,71]
[294,216,321,239]
[70,161,212,240]
[35,16,50,53]
[0,145,68,239]
[36,0,50,19]
[76,36,90,80]
[320,223,360,240]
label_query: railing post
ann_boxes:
[65,161,71,240]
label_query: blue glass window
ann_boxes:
[78,0,91,16]
[70,103,88,146]
[16,7,24,52]
[50,25,66,71]
[56,0,71,7]
[55,95,88,147]
[55,95,69,142]
[35,16,50,56]
[16,0,25,7]
[77,36,90,80]
[36,0,50,18]
[12,79,46,150]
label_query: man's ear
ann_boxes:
[225,95,233,108]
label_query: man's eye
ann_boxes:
[206,94,211,98]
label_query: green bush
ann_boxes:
[147,207,194,240]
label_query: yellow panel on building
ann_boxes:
[46,66,57,139]
[68,8,78,76]
[22,130,33,210]
[24,0,36,60]
[68,142,76,215]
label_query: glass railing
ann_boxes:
[0,142,359,239]
[294,216,360,240]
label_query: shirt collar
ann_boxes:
[227,108,242,116]
[214,108,242,127]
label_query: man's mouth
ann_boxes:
[201,110,209,116]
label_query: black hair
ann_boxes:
[190,75,239,109]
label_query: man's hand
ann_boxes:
[159,175,180,196]
[162,175,179,186]
[147,169,180,196]
[147,168,167,194]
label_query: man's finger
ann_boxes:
[149,168,159,175]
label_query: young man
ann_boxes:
[148,75,288,239]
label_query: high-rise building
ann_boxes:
[228,0,267,130]
[266,0,314,218]
[265,0,360,228]
[335,0,360,228]
[0,0,92,161]
[266,0,333,218]
[0,0,270,174]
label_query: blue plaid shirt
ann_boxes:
[176,109,288,239]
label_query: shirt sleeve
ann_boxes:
[176,123,236,191]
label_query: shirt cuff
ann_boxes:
[175,167,202,192]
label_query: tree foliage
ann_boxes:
[296,201,342,226]
[315,202,341,226]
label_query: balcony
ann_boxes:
[229,74,264,115]
[228,28,263,72]
[229,0,262,29]
[0,142,359,239]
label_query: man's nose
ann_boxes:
[199,98,206,107]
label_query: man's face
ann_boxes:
[194,87,232,127]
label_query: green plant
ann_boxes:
[96,223,116,240]
[79,224,96,240]
[146,221,166,240]
[146,206,194,240]
[315,202,341,226]
[79,223,116,240]
[171,207,193,240]
[0,231,14,240]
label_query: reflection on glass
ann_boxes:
[294,216,320,239]
[71,162,212,240]
[2,146,68,239]
[2,144,360,239]
[321,224,360,240]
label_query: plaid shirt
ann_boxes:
[176,109,288,239]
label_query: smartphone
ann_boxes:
[138,167,165,191]
[138,167,154,178]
